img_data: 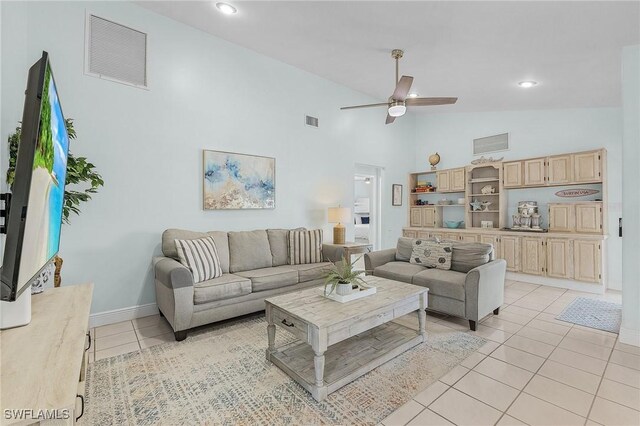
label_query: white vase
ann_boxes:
[336,282,352,296]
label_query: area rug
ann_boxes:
[82,314,484,425]
[556,297,622,333]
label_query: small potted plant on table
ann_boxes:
[324,256,367,296]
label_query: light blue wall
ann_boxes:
[621,45,640,344]
[414,108,624,290]
[0,1,416,313]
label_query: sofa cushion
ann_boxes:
[373,261,427,284]
[236,266,299,292]
[267,228,305,266]
[228,230,273,273]
[193,273,251,305]
[289,229,323,265]
[413,268,466,301]
[410,239,453,270]
[175,236,223,283]
[162,229,230,273]
[395,237,416,262]
[451,242,494,273]
[287,262,333,283]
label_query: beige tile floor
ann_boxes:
[90,280,639,425]
[382,280,640,426]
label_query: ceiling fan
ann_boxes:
[340,49,458,124]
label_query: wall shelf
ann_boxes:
[468,193,500,196]
[468,178,500,183]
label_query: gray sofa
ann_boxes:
[365,238,506,330]
[154,228,340,340]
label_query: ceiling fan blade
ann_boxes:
[340,103,389,110]
[385,114,396,125]
[391,75,414,101]
[405,97,458,106]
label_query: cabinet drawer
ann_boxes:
[272,308,309,342]
[349,309,393,335]
[403,230,417,238]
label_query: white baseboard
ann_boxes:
[619,326,640,347]
[506,272,604,294]
[89,303,159,328]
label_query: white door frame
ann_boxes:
[355,164,383,251]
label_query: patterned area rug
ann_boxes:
[556,297,622,333]
[83,314,484,425]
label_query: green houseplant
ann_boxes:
[6,119,104,286]
[324,256,368,296]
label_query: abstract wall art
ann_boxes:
[203,150,275,210]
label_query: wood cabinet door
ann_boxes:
[521,237,545,275]
[417,231,431,239]
[460,234,478,243]
[403,230,417,238]
[450,168,466,192]
[574,240,601,283]
[436,170,451,192]
[575,204,602,233]
[421,207,436,228]
[549,204,575,232]
[548,155,573,185]
[573,151,602,183]
[499,236,520,272]
[503,162,522,187]
[480,235,499,256]
[410,208,422,227]
[524,158,546,186]
[546,239,573,279]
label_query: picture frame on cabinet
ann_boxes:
[392,184,403,206]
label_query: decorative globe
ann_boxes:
[428,152,441,170]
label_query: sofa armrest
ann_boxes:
[154,256,194,289]
[364,248,397,273]
[464,259,506,322]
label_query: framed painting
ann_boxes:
[392,184,403,206]
[203,150,275,210]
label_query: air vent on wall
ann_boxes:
[305,115,319,128]
[473,133,509,155]
[86,14,147,88]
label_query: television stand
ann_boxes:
[1,284,93,424]
[0,289,31,329]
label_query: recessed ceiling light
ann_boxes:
[518,81,538,88]
[408,93,419,98]
[216,2,237,15]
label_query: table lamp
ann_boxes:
[328,207,351,245]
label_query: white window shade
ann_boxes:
[87,15,147,87]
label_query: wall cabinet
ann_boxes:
[500,236,520,272]
[574,151,602,183]
[436,170,451,192]
[521,237,546,275]
[548,155,573,185]
[409,207,437,228]
[549,204,575,232]
[546,239,573,279]
[575,203,602,233]
[503,162,522,187]
[410,208,422,227]
[574,240,601,283]
[524,158,547,186]
[450,168,466,192]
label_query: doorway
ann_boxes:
[354,164,383,251]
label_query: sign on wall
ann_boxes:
[555,189,600,198]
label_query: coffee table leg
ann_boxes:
[314,351,325,387]
[418,293,427,341]
[266,304,275,360]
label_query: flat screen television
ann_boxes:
[1,51,70,302]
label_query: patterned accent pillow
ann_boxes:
[409,239,453,270]
[175,236,223,283]
[288,229,323,265]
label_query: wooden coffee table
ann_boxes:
[265,276,428,401]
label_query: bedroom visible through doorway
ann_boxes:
[354,164,382,252]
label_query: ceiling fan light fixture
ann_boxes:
[518,80,538,88]
[408,93,419,98]
[388,101,406,117]
[216,2,237,15]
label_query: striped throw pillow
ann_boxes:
[175,236,223,283]
[288,229,323,265]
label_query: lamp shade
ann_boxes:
[328,207,351,224]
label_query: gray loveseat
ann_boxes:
[365,237,506,330]
[154,228,340,340]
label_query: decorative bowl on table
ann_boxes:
[445,220,464,228]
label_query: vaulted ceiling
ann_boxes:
[137,1,640,113]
